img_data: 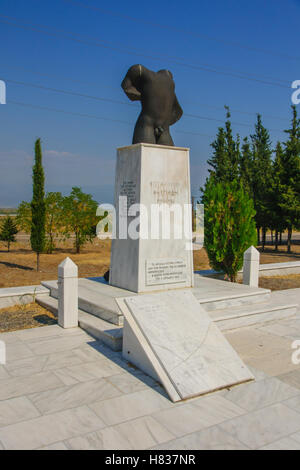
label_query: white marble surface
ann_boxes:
[219,403,300,450]
[0,397,40,427]
[0,406,104,450]
[58,258,78,329]
[0,285,49,309]
[260,261,300,269]
[193,274,270,311]
[42,275,272,325]
[66,415,174,450]
[119,290,254,401]
[151,425,249,450]
[42,278,131,325]
[109,143,194,292]
[236,260,300,278]
[0,285,49,298]
[243,246,260,287]
[221,376,300,412]
[1,314,300,449]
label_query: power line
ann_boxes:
[0,64,290,122]
[3,76,285,131]
[177,130,214,138]
[184,112,283,131]
[0,64,112,89]
[185,102,289,123]
[4,78,133,107]
[63,0,300,62]
[0,15,290,89]
[7,99,131,125]
[6,98,286,134]
[6,99,215,138]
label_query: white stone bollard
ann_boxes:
[243,246,260,288]
[58,257,78,328]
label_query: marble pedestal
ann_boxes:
[109,143,194,293]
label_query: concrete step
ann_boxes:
[37,289,298,352]
[79,299,298,350]
[193,274,271,311]
[36,294,122,351]
[210,294,298,332]
[0,285,49,309]
[78,312,123,352]
[36,294,58,315]
[41,278,133,326]
[42,276,271,326]
[78,300,297,350]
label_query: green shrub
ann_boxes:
[203,178,257,282]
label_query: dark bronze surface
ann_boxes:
[121,64,183,146]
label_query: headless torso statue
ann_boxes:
[121,64,183,146]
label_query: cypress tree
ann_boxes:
[280,105,300,252]
[207,107,240,182]
[250,114,273,250]
[30,138,46,271]
[224,106,240,181]
[207,126,227,180]
[271,142,286,251]
[239,136,253,195]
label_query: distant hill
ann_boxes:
[0,208,17,215]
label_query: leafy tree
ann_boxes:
[16,201,31,233]
[203,178,257,282]
[62,187,98,253]
[0,216,18,252]
[30,138,46,271]
[45,192,63,253]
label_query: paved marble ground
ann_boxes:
[0,289,300,450]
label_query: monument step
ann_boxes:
[36,294,58,315]
[193,274,271,311]
[78,312,123,351]
[37,289,298,353]
[41,278,133,326]
[36,294,123,351]
[211,296,298,331]
[41,276,272,326]
[0,285,49,309]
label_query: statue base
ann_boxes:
[109,143,194,293]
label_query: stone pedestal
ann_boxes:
[58,257,78,328]
[243,246,260,288]
[109,143,194,293]
[0,340,6,365]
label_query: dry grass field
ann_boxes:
[0,236,111,288]
[0,302,56,333]
[0,233,299,290]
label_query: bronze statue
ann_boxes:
[121,64,183,146]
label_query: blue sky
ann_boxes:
[0,0,299,206]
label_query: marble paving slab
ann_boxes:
[117,290,254,402]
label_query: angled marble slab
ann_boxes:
[117,290,254,402]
